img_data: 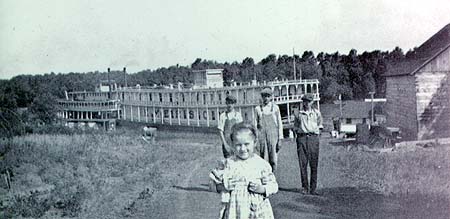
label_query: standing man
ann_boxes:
[218,95,243,158]
[255,87,283,171]
[294,93,323,195]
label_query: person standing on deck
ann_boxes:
[293,93,323,195]
[218,95,243,158]
[255,87,283,172]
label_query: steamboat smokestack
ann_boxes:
[107,67,111,82]
[123,67,127,88]
[107,68,111,99]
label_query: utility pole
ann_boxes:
[339,94,342,117]
[369,91,375,124]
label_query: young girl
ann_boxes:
[221,122,279,219]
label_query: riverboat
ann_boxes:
[57,69,320,131]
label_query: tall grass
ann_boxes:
[1,129,218,218]
[321,144,450,196]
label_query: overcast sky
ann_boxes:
[1,0,450,79]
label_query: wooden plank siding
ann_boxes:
[415,46,450,139]
[386,76,418,140]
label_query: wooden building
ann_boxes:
[385,23,450,140]
[331,101,385,135]
[192,69,224,89]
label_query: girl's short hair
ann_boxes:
[230,122,258,143]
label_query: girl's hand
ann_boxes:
[260,170,272,185]
[211,169,223,181]
[248,182,266,195]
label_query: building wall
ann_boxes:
[193,71,207,87]
[415,47,450,139]
[386,75,418,140]
[193,69,224,89]
[206,73,224,88]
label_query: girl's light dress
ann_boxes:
[222,155,278,219]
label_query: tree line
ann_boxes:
[0,46,412,136]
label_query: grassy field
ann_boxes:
[1,128,219,218]
[1,127,449,218]
[321,141,450,196]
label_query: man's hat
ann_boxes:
[302,94,315,102]
[260,87,273,96]
[225,95,237,103]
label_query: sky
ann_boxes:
[1,0,450,79]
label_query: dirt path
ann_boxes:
[172,152,218,218]
[166,138,450,219]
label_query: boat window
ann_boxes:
[312,84,317,93]
[274,87,280,97]
[281,86,287,96]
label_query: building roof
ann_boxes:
[340,101,372,119]
[192,69,223,73]
[320,104,339,118]
[329,101,385,119]
[385,23,450,77]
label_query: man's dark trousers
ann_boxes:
[296,134,319,192]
